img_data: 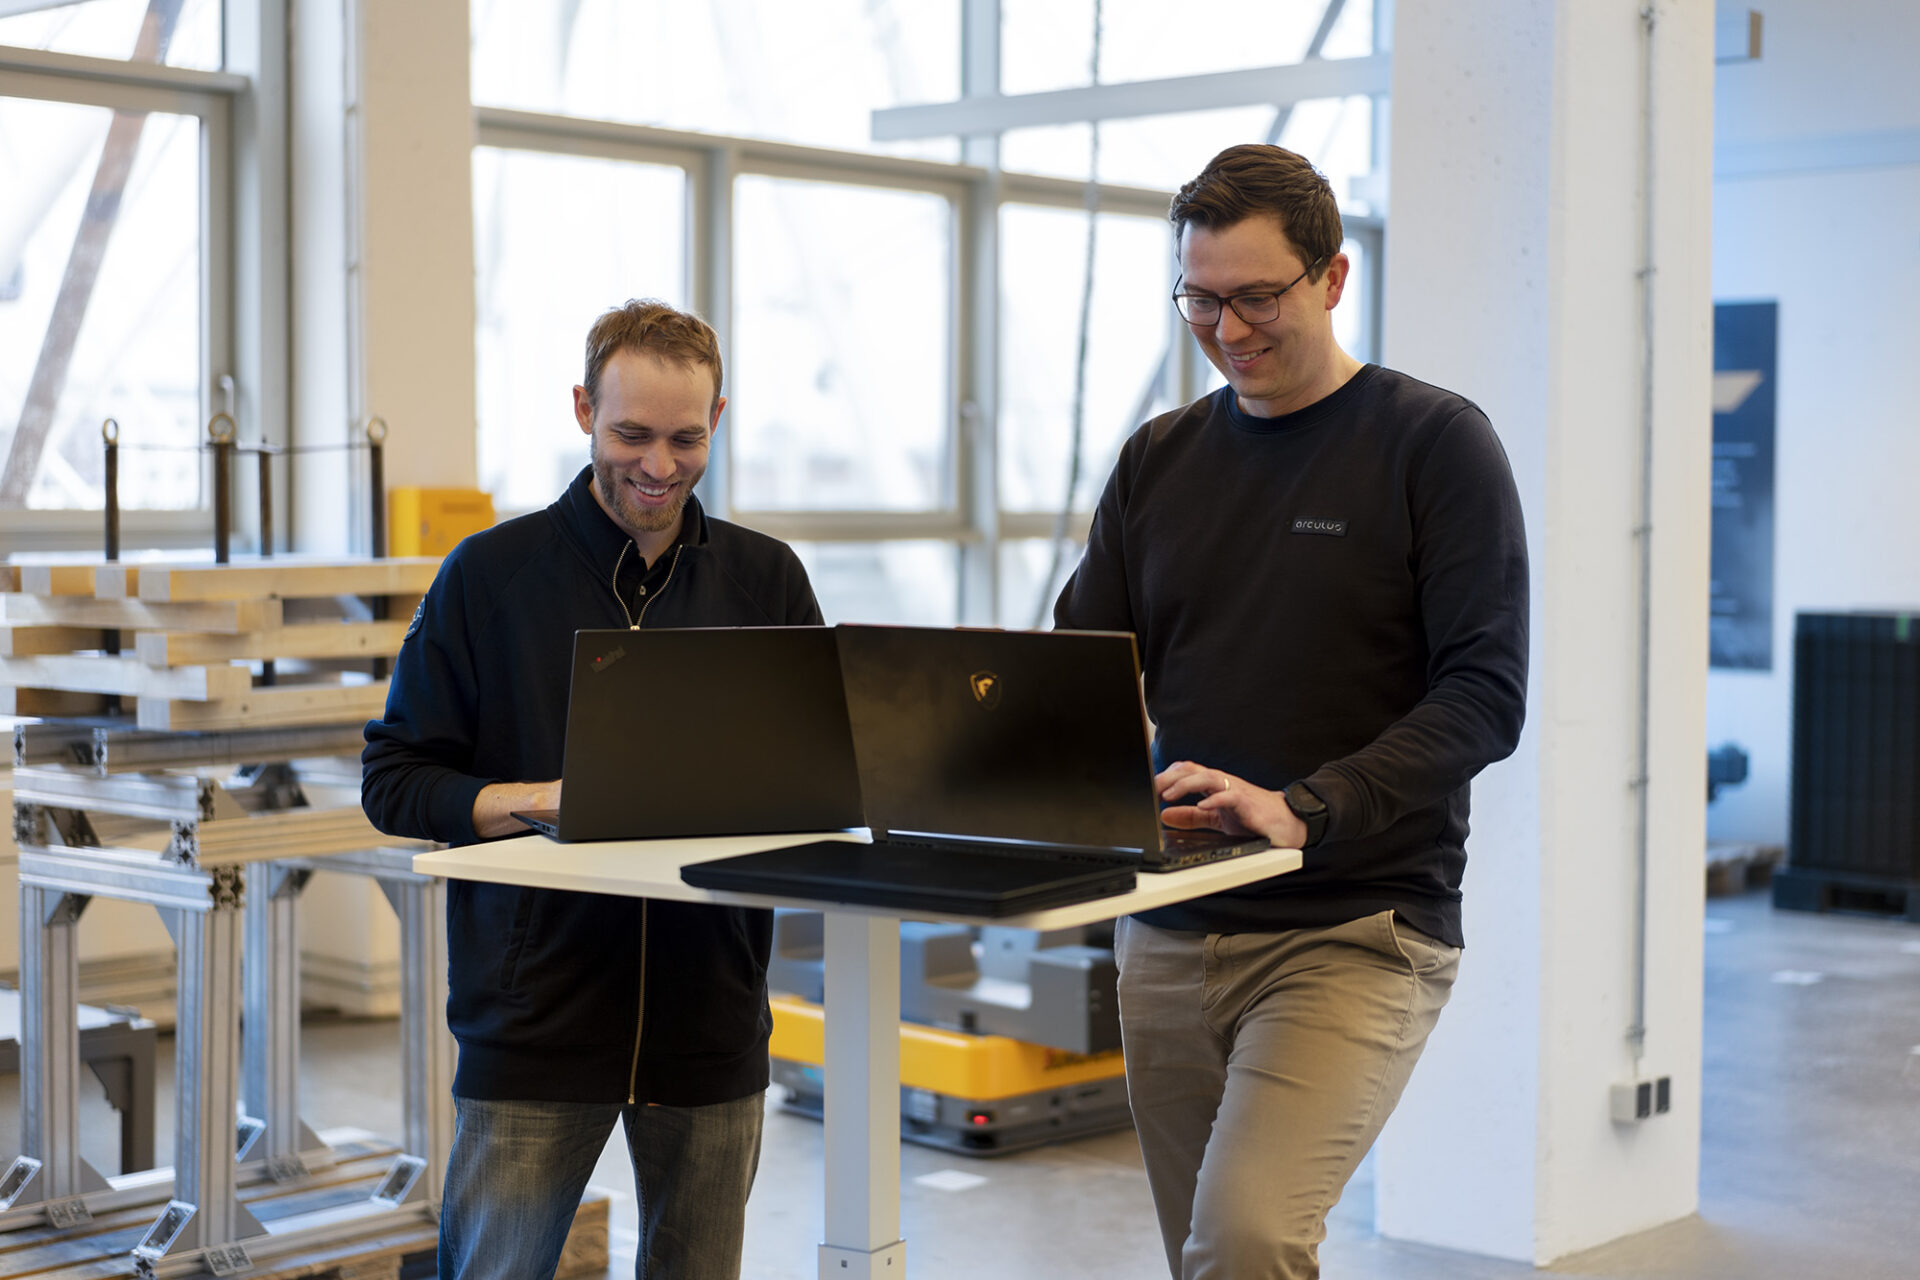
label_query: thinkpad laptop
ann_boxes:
[513,627,863,842]
[679,625,1268,916]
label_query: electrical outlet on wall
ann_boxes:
[1610,1075,1672,1124]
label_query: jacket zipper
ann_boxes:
[628,898,648,1104]
[635,545,684,629]
[615,544,682,1103]
[608,542,636,628]
[607,542,685,630]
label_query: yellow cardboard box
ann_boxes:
[387,487,496,557]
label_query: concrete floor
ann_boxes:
[5,886,1917,1277]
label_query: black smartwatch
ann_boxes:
[1282,782,1329,848]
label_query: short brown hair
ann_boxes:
[1170,144,1344,279]
[581,299,724,409]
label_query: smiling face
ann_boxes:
[1177,214,1354,418]
[575,348,724,559]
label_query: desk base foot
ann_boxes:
[819,1238,905,1278]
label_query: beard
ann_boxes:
[589,435,702,538]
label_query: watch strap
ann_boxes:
[1283,782,1329,848]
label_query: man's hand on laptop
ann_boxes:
[472,779,563,839]
[1155,761,1308,850]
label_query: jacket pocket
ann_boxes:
[650,904,772,1057]
[497,888,539,991]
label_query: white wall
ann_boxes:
[1707,0,1920,846]
[1380,0,1713,1263]
[291,0,477,554]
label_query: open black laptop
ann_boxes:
[679,626,1269,916]
[513,627,863,842]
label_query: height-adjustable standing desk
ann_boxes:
[415,831,1300,1280]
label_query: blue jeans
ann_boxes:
[438,1092,765,1280]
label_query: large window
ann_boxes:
[471,0,960,162]
[731,177,955,513]
[473,146,690,511]
[0,0,223,70]
[468,0,1387,624]
[793,541,960,627]
[0,16,233,525]
[0,95,205,510]
[998,204,1176,514]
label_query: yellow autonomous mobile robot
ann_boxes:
[766,913,1131,1156]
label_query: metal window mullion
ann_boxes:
[475,104,987,189]
[997,171,1169,217]
[0,45,246,97]
[0,65,228,117]
[726,511,976,544]
[731,153,970,205]
[204,92,234,527]
[999,510,1093,542]
[952,176,988,623]
[473,120,707,172]
[958,0,1001,625]
[701,144,735,522]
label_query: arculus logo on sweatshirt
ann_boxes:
[1291,518,1348,537]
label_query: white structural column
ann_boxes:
[1377,0,1714,1264]
[291,0,477,552]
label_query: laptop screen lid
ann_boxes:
[545,626,863,841]
[832,625,1164,854]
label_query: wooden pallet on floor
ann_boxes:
[0,556,430,733]
[1706,842,1784,896]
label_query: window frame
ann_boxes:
[0,43,241,550]
[469,1,1389,627]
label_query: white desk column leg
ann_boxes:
[818,913,905,1279]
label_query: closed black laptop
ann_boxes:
[680,626,1268,916]
[514,627,863,842]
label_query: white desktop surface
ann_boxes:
[413,832,1301,1278]
[412,830,1300,928]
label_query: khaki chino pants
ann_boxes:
[1115,910,1460,1280]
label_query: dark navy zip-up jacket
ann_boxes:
[362,466,822,1104]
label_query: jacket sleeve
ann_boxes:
[1303,408,1531,844]
[783,549,827,626]
[361,551,493,845]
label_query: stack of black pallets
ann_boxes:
[1774,610,1920,921]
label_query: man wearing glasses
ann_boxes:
[1054,144,1529,1279]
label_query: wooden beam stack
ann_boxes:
[0,556,437,731]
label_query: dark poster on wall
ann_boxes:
[1710,301,1778,670]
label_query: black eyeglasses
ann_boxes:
[1172,264,1316,325]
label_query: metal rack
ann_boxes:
[1,720,450,1277]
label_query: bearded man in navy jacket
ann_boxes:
[363,300,822,1280]
[1054,145,1530,1279]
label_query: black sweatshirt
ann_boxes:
[1054,367,1529,947]
[362,466,822,1104]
